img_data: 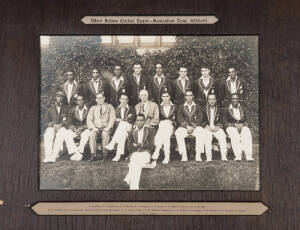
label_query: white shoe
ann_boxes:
[105,143,115,151]
[124,175,130,185]
[206,158,212,162]
[181,154,187,162]
[70,152,82,161]
[112,155,121,162]
[235,158,242,161]
[144,161,157,169]
[152,152,159,160]
[246,157,254,161]
[222,158,228,161]
[162,157,169,164]
[195,153,202,162]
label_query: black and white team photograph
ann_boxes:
[39,35,259,190]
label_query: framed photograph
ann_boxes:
[0,0,299,229]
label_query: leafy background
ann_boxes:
[40,36,258,137]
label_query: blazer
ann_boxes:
[61,80,79,108]
[127,126,155,153]
[127,74,148,106]
[135,101,160,128]
[115,105,136,125]
[171,77,191,105]
[177,102,203,128]
[66,106,89,129]
[44,104,69,127]
[79,78,110,107]
[192,77,220,106]
[107,76,130,108]
[220,77,245,104]
[159,103,177,127]
[222,104,248,128]
[202,105,224,128]
[148,75,172,104]
[86,103,116,130]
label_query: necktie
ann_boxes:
[100,106,103,115]
[142,103,145,113]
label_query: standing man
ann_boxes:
[151,88,177,164]
[135,89,159,129]
[80,68,110,107]
[61,70,79,108]
[108,65,129,108]
[148,63,172,104]
[124,114,155,190]
[223,94,254,161]
[171,67,191,105]
[192,67,220,107]
[43,91,69,163]
[175,89,207,162]
[55,95,90,161]
[87,91,116,161]
[220,67,245,107]
[202,93,228,162]
[105,89,136,161]
[128,63,148,106]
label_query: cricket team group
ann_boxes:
[42,63,254,189]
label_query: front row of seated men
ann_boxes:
[43,87,254,167]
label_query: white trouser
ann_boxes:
[175,126,205,157]
[43,127,56,160]
[203,128,227,161]
[124,151,151,190]
[109,121,132,156]
[154,120,174,158]
[226,126,253,160]
[51,128,90,159]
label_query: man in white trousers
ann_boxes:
[124,113,155,190]
[202,93,228,161]
[43,91,69,163]
[105,89,136,161]
[175,89,207,162]
[49,95,90,162]
[223,94,254,161]
[151,87,177,164]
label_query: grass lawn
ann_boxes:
[40,145,259,190]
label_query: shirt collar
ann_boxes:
[227,75,237,82]
[118,104,129,109]
[200,76,211,80]
[154,73,165,79]
[160,101,174,106]
[178,77,189,81]
[67,80,77,85]
[229,103,241,109]
[184,101,196,107]
[112,76,124,82]
[76,105,88,111]
[133,73,141,78]
[91,78,100,83]
[137,126,145,133]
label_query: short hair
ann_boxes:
[155,63,163,67]
[96,92,105,98]
[92,68,99,72]
[201,67,210,71]
[185,89,193,96]
[139,89,148,96]
[114,65,122,69]
[76,94,85,100]
[179,67,187,71]
[136,113,145,120]
[207,93,216,99]
[228,67,236,71]
[133,63,142,67]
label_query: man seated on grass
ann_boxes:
[202,93,228,161]
[175,89,207,162]
[87,91,116,161]
[223,93,254,162]
[124,113,155,190]
[105,89,136,162]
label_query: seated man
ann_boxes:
[202,93,228,161]
[49,95,90,162]
[223,94,254,161]
[105,89,136,162]
[87,91,116,161]
[175,89,206,162]
[135,88,159,129]
[124,113,155,190]
[43,91,69,163]
[151,87,177,164]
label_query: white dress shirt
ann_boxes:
[91,78,100,93]
[230,104,241,120]
[67,83,73,103]
[201,76,211,98]
[184,101,196,113]
[134,74,140,86]
[137,127,144,144]
[56,105,61,115]
[209,107,216,129]
[113,76,124,90]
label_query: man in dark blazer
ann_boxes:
[148,63,172,104]
[128,63,148,106]
[202,93,227,161]
[124,113,155,190]
[223,94,253,161]
[105,89,136,161]
[79,68,110,107]
[171,67,192,105]
[61,70,79,108]
[175,89,207,162]
[220,67,245,107]
[107,65,130,108]
[192,67,220,107]
[152,87,177,164]
[43,91,69,163]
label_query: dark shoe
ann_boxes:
[88,156,97,161]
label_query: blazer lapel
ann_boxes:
[71,82,77,97]
[63,82,68,96]
[111,79,117,92]
[177,79,185,94]
[97,79,103,93]
[154,78,160,89]
[89,81,97,96]
[226,79,232,94]
[133,129,138,143]
[82,107,88,120]
[184,105,191,118]
[144,103,150,118]
[75,109,80,120]
[142,127,149,144]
